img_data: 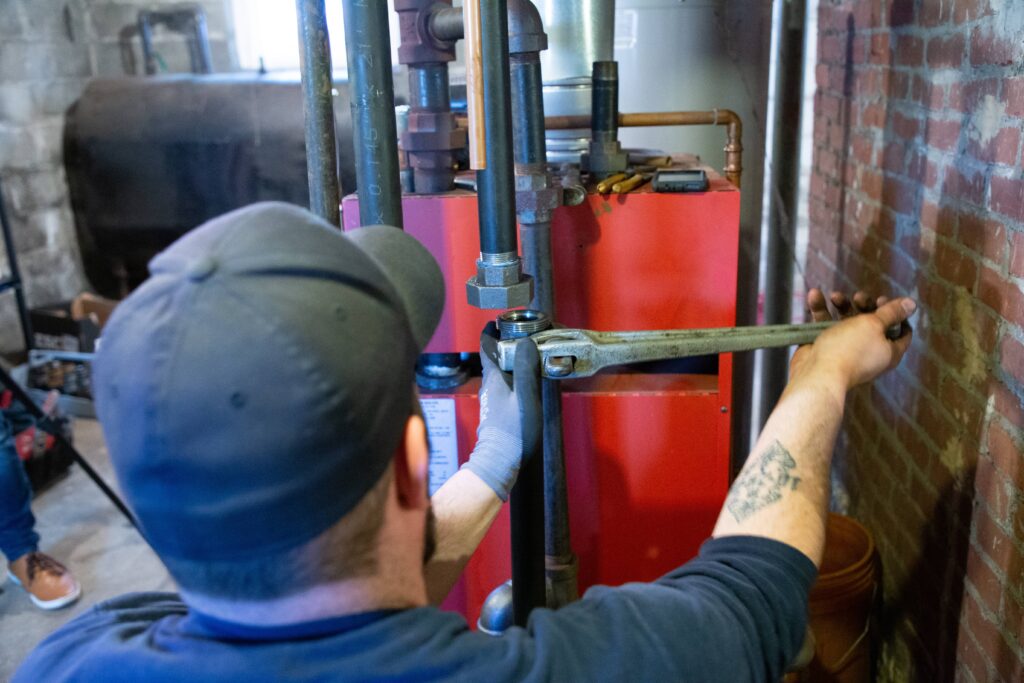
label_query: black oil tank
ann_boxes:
[64,74,357,297]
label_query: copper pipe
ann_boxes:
[463,0,486,169]
[544,109,744,188]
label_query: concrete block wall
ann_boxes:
[808,0,1024,680]
[0,0,236,353]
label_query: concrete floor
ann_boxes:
[0,419,174,681]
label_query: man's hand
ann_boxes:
[790,288,915,398]
[460,326,526,502]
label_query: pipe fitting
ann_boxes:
[507,0,547,55]
[466,258,534,309]
[515,172,562,224]
[395,0,457,64]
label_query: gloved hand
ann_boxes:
[462,323,540,501]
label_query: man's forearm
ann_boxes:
[711,371,846,567]
[423,469,503,604]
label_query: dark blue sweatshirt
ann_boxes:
[15,536,816,682]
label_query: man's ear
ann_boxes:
[394,414,430,511]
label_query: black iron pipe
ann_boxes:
[476,0,517,256]
[509,441,546,625]
[295,0,341,226]
[341,0,403,228]
[511,57,546,169]
[507,2,577,608]
[592,60,618,142]
[429,6,464,42]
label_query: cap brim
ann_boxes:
[347,225,445,351]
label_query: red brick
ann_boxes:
[861,101,886,129]
[941,375,988,434]
[990,176,1024,223]
[928,33,966,67]
[890,0,916,26]
[999,333,1024,385]
[975,456,1012,523]
[920,200,940,232]
[936,241,980,289]
[884,141,907,173]
[891,71,914,101]
[992,380,1024,429]
[987,422,1022,482]
[975,507,1015,577]
[970,27,1021,67]
[959,212,1006,265]
[892,111,921,140]
[869,32,891,65]
[958,617,992,683]
[860,167,883,201]
[967,126,1021,167]
[921,0,954,26]
[977,266,1024,326]
[950,78,1000,114]
[896,34,924,66]
[883,176,918,215]
[925,118,962,151]
[1010,232,1024,279]
[953,0,992,24]
[943,166,986,206]
[967,547,1005,615]
[1007,77,1024,118]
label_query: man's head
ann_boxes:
[93,202,445,604]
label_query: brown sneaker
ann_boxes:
[7,551,82,610]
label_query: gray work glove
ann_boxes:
[462,323,541,501]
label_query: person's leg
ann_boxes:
[0,405,39,563]
[1,400,81,609]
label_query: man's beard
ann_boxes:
[423,505,437,566]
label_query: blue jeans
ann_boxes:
[0,400,39,562]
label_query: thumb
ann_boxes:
[873,297,916,330]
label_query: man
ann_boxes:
[1,397,81,610]
[15,202,914,681]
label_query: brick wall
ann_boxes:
[808,0,1024,680]
[0,0,235,353]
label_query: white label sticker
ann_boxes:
[420,398,460,496]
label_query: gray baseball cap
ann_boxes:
[93,202,444,561]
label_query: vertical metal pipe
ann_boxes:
[508,0,577,608]
[295,0,341,226]
[500,313,549,626]
[341,0,403,228]
[591,61,618,142]
[476,0,517,255]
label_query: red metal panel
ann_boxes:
[433,373,730,621]
[345,177,741,624]
[342,178,740,351]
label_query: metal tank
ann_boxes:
[532,0,616,163]
[64,74,358,297]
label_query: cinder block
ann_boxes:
[0,42,91,81]
[4,170,67,217]
[19,246,85,307]
[0,84,35,125]
[86,3,141,42]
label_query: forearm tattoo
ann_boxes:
[726,440,801,522]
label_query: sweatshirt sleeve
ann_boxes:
[523,536,817,683]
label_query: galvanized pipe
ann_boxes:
[341,0,403,227]
[428,6,464,41]
[295,0,341,226]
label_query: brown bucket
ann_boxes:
[787,514,877,683]
[806,514,877,682]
